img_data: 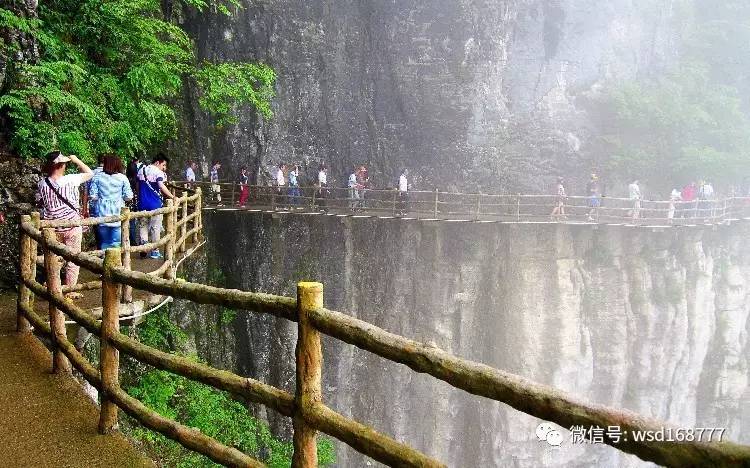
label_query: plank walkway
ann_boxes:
[203,204,750,229]
[0,293,153,467]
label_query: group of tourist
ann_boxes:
[187,161,411,214]
[551,174,720,222]
[36,151,175,298]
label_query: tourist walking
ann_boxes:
[348,166,364,211]
[397,169,409,216]
[238,167,250,207]
[357,165,370,209]
[137,154,175,259]
[681,181,697,218]
[586,173,601,221]
[288,165,301,205]
[85,154,105,247]
[185,161,197,189]
[668,188,682,222]
[628,180,642,220]
[89,155,133,249]
[699,180,715,220]
[275,163,287,207]
[210,160,222,205]
[86,154,105,217]
[35,151,94,299]
[317,165,328,212]
[550,177,566,220]
[125,155,144,244]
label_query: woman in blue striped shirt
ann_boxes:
[90,155,133,249]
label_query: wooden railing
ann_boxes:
[15,189,750,467]
[190,180,750,226]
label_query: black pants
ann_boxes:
[398,192,408,213]
[317,185,327,209]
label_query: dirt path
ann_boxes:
[0,293,153,467]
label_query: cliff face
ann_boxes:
[178,0,676,191]
[175,211,750,467]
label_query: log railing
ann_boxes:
[15,190,750,467]
[189,180,750,226]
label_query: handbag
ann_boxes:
[44,177,89,232]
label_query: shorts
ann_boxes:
[588,196,601,208]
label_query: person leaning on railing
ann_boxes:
[136,154,175,259]
[35,151,94,300]
[89,154,133,249]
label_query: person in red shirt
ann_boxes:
[681,182,697,218]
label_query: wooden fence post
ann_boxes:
[475,193,482,220]
[391,190,397,216]
[194,188,202,243]
[433,189,439,217]
[17,214,32,332]
[29,212,40,307]
[43,228,71,375]
[271,189,277,211]
[165,199,176,280]
[120,207,133,303]
[231,183,237,207]
[99,248,122,434]
[311,187,316,209]
[292,282,323,467]
[180,195,188,253]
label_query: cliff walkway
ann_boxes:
[189,181,750,228]
[7,186,750,467]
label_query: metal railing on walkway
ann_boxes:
[186,181,750,226]
[14,186,750,467]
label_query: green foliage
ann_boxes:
[0,0,275,164]
[598,0,750,189]
[195,62,276,126]
[125,311,336,467]
[220,307,237,325]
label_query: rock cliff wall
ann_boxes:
[174,211,750,467]
[177,0,677,192]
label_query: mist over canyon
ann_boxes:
[176,0,676,192]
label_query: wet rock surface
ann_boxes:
[0,155,40,288]
[178,0,676,193]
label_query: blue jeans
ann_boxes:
[288,186,301,204]
[97,225,122,250]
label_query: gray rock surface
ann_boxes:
[178,0,676,193]
[175,211,750,467]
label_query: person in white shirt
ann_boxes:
[628,180,641,220]
[668,188,682,222]
[700,181,715,219]
[275,163,287,208]
[185,161,197,188]
[397,169,409,215]
[550,177,567,220]
[317,165,328,211]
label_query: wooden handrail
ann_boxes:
[14,183,750,467]
[185,180,750,226]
